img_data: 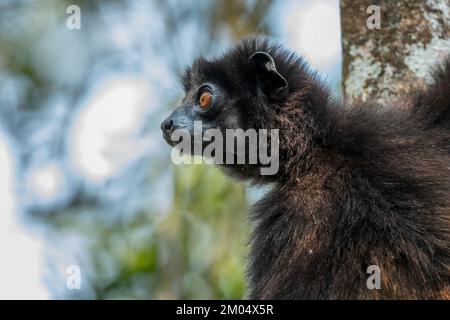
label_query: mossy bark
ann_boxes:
[341,0,450,104]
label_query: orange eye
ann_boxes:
[198,91,212,109]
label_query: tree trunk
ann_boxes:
[340,0,450,104]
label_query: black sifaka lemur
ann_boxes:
[161,38,450,299]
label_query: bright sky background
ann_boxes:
[0,132,48,299]
[68,76,153,182]
[282,0,341,68]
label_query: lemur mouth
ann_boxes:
[161,131,177,147]
[161,126,192,149]
[160,119,180,147]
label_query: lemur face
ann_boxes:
[161,50,288,146]
[160,81,235,147]
[160,44,288,179]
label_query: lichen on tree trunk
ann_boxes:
[340,0,450,104]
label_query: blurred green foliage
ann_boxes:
[87,165,250,299]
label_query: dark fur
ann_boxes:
[165,38,450,299]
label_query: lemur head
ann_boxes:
[161,38,330,182]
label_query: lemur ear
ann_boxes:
[249,51,289,102]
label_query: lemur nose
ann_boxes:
[161,119,174,137]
